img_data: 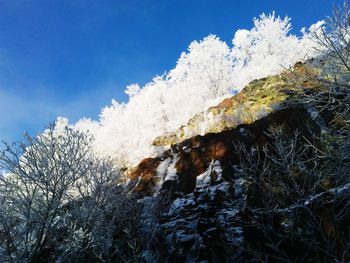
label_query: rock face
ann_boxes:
[127,62,350,262]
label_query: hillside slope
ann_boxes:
[127,62,350,262]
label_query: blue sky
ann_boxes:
[0,0,343,143]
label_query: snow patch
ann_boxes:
[164,158,178,182]
[156,158,172,179]
[196,160,223,189]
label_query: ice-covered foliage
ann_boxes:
[231,13,323,88]
[73,13,324,167]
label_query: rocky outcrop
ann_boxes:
[127,62,350,262]
[130,107,320,194]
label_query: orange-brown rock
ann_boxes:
[129,107,322,195]
[128,157,161,193]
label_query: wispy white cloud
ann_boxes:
[0,42,125,143]
[0,78,123,144]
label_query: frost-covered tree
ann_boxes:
[81,35,236,167]
[168,35,234,99]
[0,119,141,262]
[73,12,324,168]
[310,0,350,83]
[165,35,235,127]
[231,12,321,88]
[90,76,170,167]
